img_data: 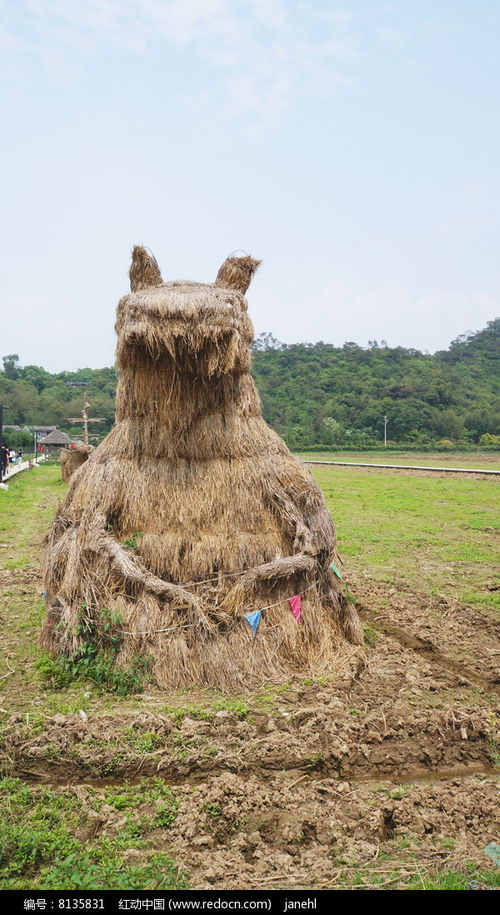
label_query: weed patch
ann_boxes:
[37,609,151,697]
[0,777,187,889]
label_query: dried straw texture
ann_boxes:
[60,443,94,482]
[215,256,261,294]
[129,246,163,291]
[42,255,363,691]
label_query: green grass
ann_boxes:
[306,463,498,612]
[406,865,500,890]
[0,465,65,569]
[0,777,187,890]
[331,861,500,890]
[124,728,162,752]
[160,696,251,726]
[297,449,500,471]
[37,611,152,697]
[0,465,154,705]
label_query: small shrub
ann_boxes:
[126,730,161,752]
[388,785,412,800]
[37,609,151,697]
[306,752,324,769]
[155,791,180,829]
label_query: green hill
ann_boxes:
[1,319,499,450]
[251,319,500,448]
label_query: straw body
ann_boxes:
[41,251,363,690]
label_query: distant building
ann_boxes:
[34,426,58,436]
[39,430,76,454]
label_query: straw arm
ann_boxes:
[98,534,205,615]
[223,551,316,613]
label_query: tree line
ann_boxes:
[1,318,499,450]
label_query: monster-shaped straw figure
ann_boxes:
[42,248,363,690]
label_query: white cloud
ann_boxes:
[1,0,359,129]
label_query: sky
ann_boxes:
[1,0,499,372]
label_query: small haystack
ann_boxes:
[60,443,94,482]
[41,247,363,691]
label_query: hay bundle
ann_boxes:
[60,443,94,482]
[41,247,363,691]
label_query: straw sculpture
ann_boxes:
[60,443,94,482]
[41,246,363,691]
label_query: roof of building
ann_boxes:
[39,430,75,446]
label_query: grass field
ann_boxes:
[307,462,499,614]
[297,450,500,471]
[0,460,499,890]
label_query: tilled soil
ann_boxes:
[12,769,494,890]
[1,565,499,888]
[3,634,498,785]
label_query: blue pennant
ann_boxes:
[244,610,262,639]
[330,561,343,580]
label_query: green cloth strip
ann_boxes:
[330,561,343,580]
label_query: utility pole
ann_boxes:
[384,415,388,448]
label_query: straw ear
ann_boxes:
[215,256,261,294]
[129,245,164,291]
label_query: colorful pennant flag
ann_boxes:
[330,561,343,580]
[288,594,302,623]
[244,609,262,639]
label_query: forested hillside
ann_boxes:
[1,319,499,449]
[252,319,500,448]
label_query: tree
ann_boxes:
[2,354,21,380]
[252,332,286,352]
[21,365,51,393]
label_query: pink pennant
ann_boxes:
[288,594,302,624]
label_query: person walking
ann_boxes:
[1,445,8,480]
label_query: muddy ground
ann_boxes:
[1,566,499,888]
[1,460,499,889]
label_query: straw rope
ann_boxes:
[121,580,319,636]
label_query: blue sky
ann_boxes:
[1,0,499,371]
